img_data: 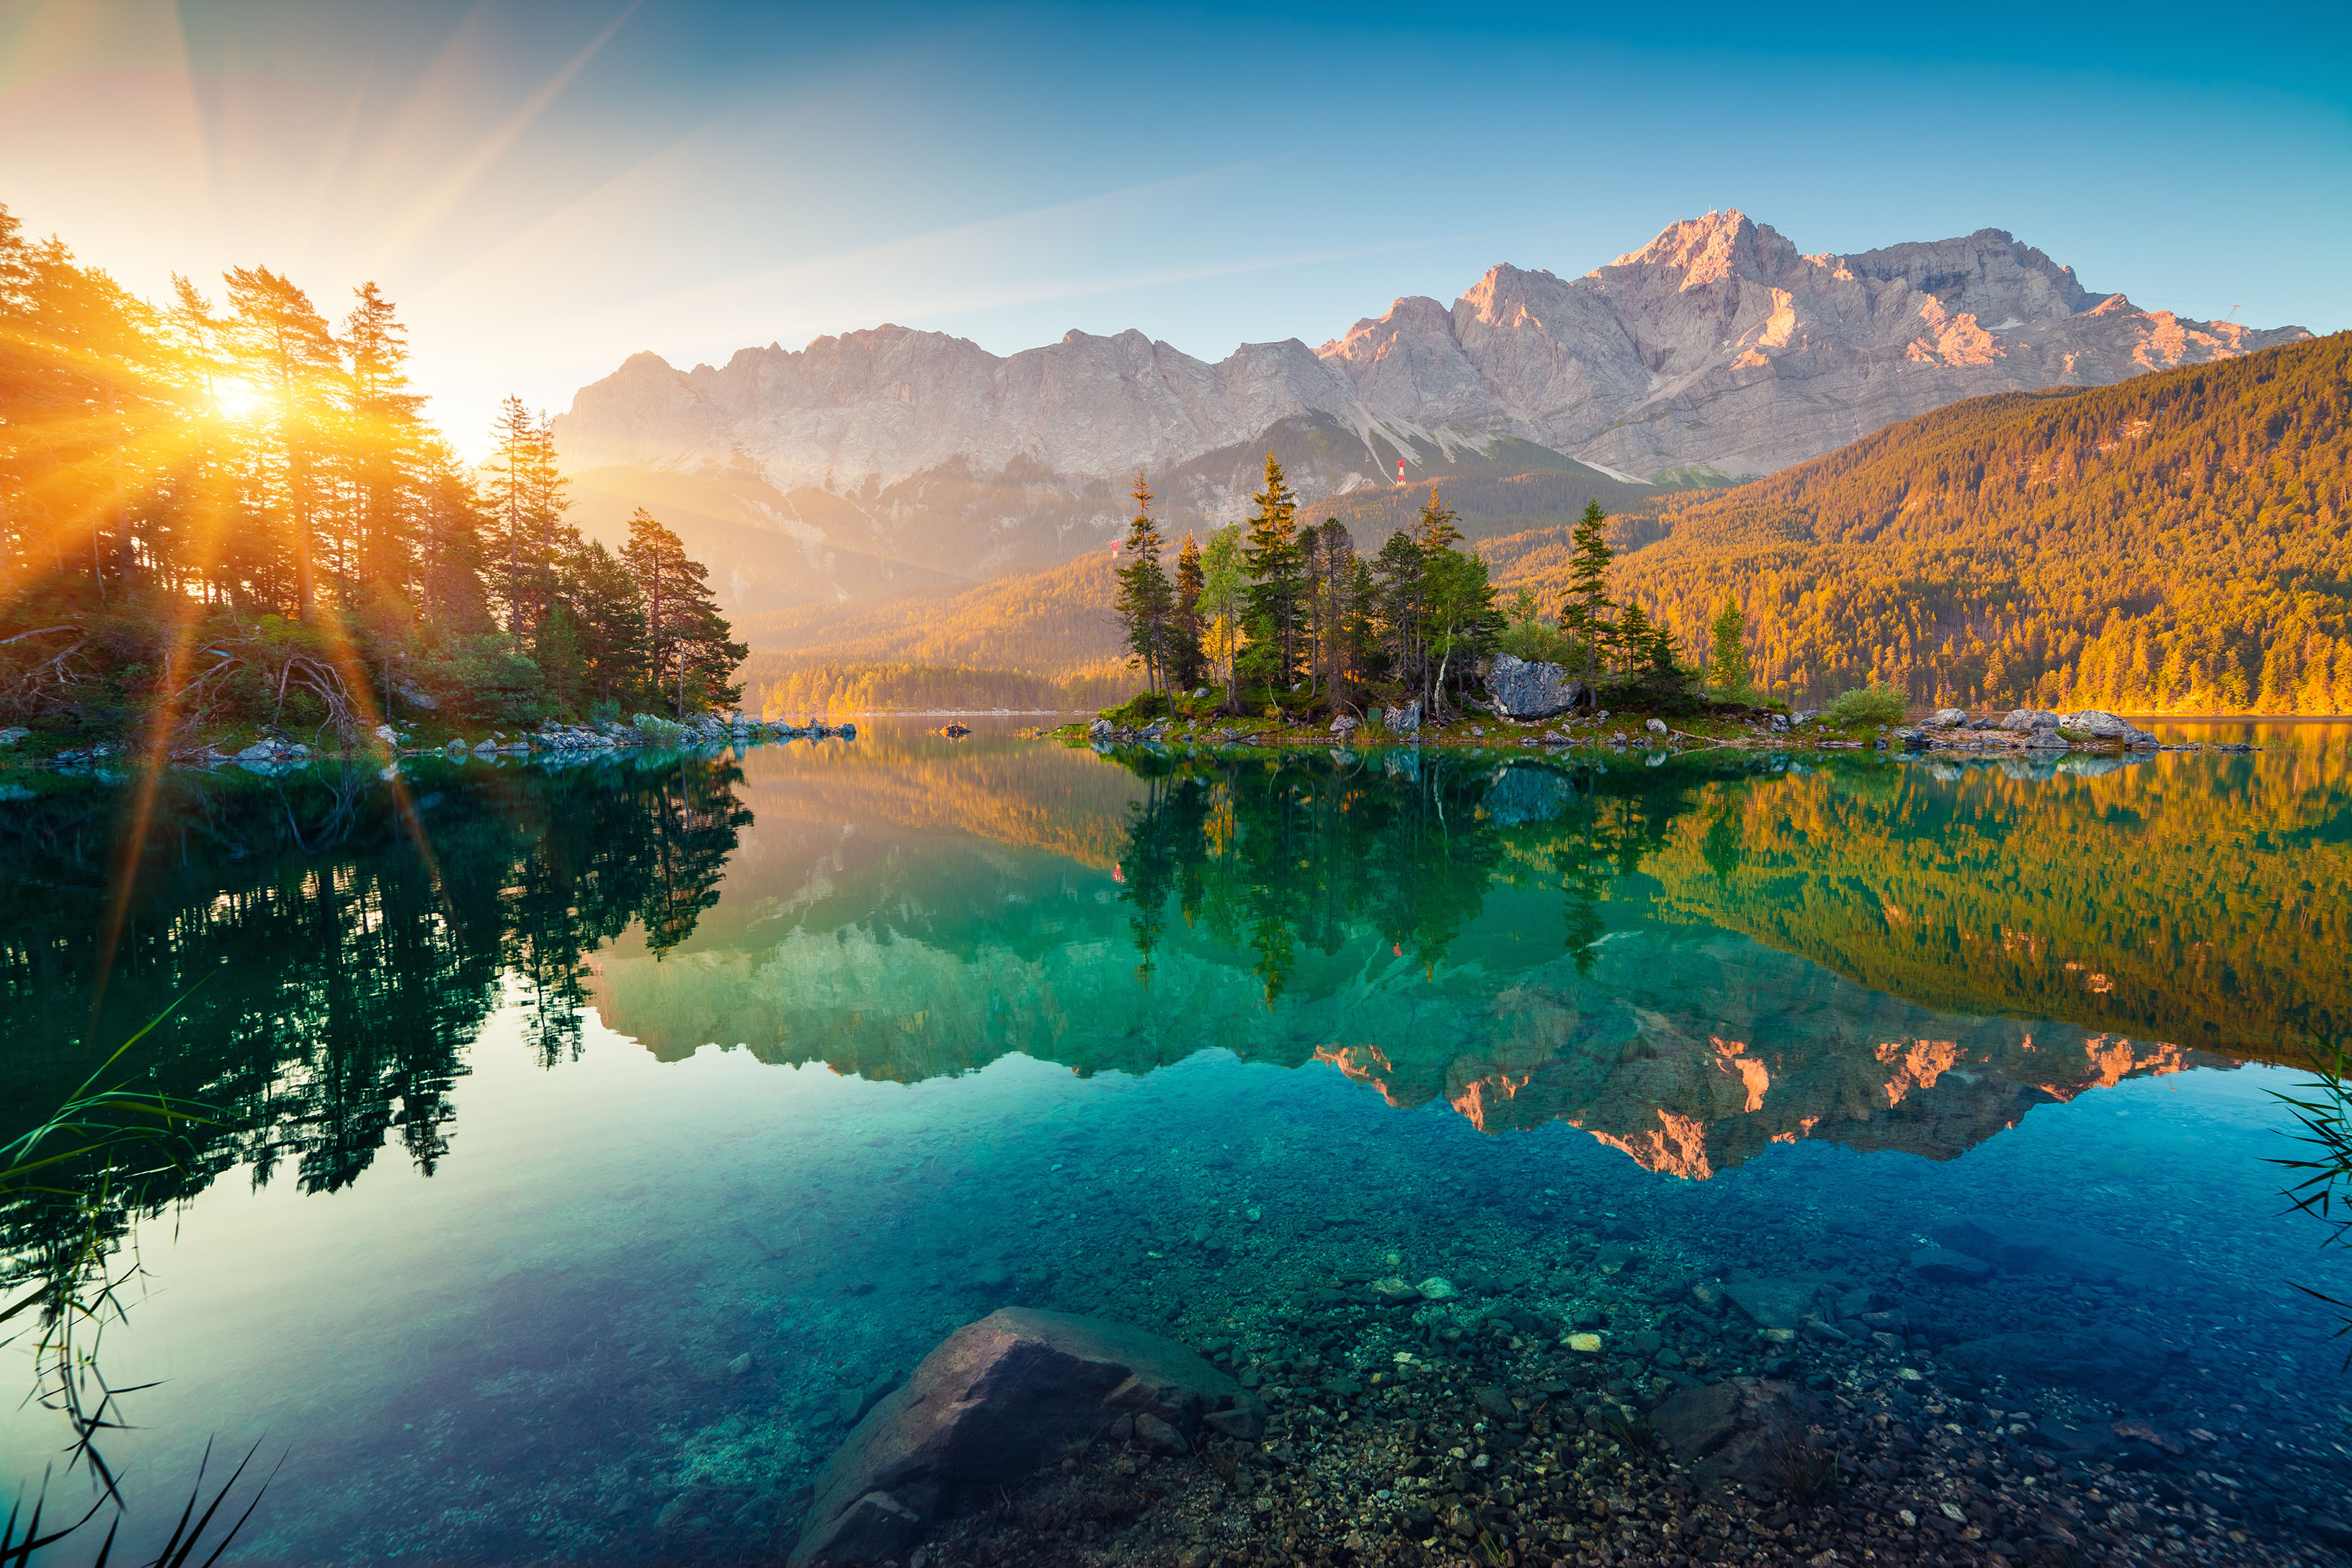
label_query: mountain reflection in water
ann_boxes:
[4,721,2350,1563]
[6,725,2346,1224]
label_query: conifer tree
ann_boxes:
[1616,601,1654,677]
[1112,471,1174,695]
[1170,533,1207,694]
[1707,600,1752,700]
[566,539,648,709]
[1559,498,1616,680]
[1243,455,1306,687]
[1372,528,1427,698]
[622,507,743,716]
[342,282,427,595]
[1315,518,1356,699]
[224,266,342,620]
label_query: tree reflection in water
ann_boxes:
[0,750,749,1484]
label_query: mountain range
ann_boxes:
[553,210,2306,620]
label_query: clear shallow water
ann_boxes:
[2,722,2349,1563]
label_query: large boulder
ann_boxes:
[1649,1378,1821,1489]
[2000,708,2059,734]
[1486,654,1585,719]
[1942,1328,2178,1398]
[2058,710,2158,747]
[1930,1219,2171,1288]
[790,1308,1260,1566]
[1383,699,1422,734]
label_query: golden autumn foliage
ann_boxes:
[1639,736,2352,1053]
[1488,334,2352,713]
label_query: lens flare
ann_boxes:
[210,376,267,417]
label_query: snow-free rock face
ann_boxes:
[1485,654,1586,718]
[558,211,2307,498]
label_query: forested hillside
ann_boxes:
[738,655,1126,715]
[1492,334,2350,712]
[736,551,1129,679]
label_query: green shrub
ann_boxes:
[1098,690,1170,726]
[1497,618,1579,666]
[1824,685,1909,727]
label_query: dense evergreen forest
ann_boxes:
[1102,457,1697,719]
[0,203,745,747]
[1500,333,2352,712]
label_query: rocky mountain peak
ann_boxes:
[553,213,2309,604]
[1843,228,2101,321]
[1596,208,1798,291]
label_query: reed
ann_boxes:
[1,1440,270,1568]
[2270,1031,2352,1368]
[2,986,222,1501]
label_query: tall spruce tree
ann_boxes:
[1707,600,1752,700]
[1242,455,1306,687]
[1315,518,1356,700]
[1170,533,1207,694]
[1559,498,1616,680]
[224,265,342,620]
[1112,472,1174,695]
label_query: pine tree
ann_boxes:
[1616,602,1654,677]
[1707,600,1752,700]
[1170,533,1207,694]
[486,396,538,646]
[224,265,343,620]
[1372,529,1427,699]
[342,282,427,596]
[1243,454,1306,688]
[622,507,743,716]
[1559,498,1616,680]
[1315,518,1356,700]
[1112,471,1174,695]
[566,539,648,710]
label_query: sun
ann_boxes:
[210,376,268,417]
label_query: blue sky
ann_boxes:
[6,0,2346,454]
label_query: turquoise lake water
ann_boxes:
[1,721,2348,1562]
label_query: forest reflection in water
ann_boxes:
[1,722,2349,1560]
[6,723,2350,1252]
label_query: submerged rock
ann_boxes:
[790,1307,1260,1566]
[1907,1246,1992,1284]
[1649,1378,1820,1489]
[1941,1327,2178,1396]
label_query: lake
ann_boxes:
[3,721,2349,1565]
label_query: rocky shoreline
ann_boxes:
[4,710,853,777]
[787,1222,2347,1568]
[1077,705,2256,762]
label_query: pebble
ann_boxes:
[1415,1275,1459,1301]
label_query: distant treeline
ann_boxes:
[739,657,1130,714]
[1500,333,2351,713]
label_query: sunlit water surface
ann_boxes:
[2,719,2348,1562]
